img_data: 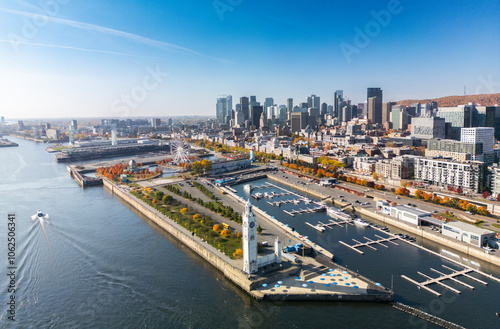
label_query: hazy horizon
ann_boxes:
[1,0,499,119]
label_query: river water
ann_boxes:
[0,136,499,328]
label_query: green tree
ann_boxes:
[154,191,164,200]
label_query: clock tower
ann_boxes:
[242,200,258,274]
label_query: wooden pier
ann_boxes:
[317,219,354,229]
[339,234,399,255]
[305,222,325,232]
[401,264,489,297]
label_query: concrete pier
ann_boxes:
[103,178,393,302]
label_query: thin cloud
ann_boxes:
[0,39,171,60]
[0,7,231,63]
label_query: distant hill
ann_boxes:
[397,93,500,107]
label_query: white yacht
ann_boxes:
[354,218,370,227]
[243,184,253,193]
[327,207,352,220]
[252,193,263,199]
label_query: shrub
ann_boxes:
[213,224,220,231]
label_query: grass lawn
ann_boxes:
[130,187,243,259]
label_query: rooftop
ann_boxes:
[393,205,431,217]
[444,221,495,235]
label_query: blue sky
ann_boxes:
[0,0,499,119]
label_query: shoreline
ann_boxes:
[267,174,500,268]
[101,178,393,302]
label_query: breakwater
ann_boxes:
[391,302,466,329]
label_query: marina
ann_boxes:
[339,235,400,255]
[401,265,490,297]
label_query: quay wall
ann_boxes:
[267,174,500,267]
[267,175,330,200]
[67,166,102,188]
[355,207,500,267]
[103,178,392,302]
[102,179,255,295]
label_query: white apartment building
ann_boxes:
[460,127,495,162]
[353,156,379,174]
[414,157,485,193]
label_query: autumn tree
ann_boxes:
[415,190,424,199]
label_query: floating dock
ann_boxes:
[339,235,399,255]
[401,264,489,297]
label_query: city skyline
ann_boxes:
[1,0,499,119]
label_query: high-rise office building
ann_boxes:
[367,88,382,121]
[435,104,496,140]
[264,97,274,118]
[307,96,313,108]
[308,108,320,127]
[227,95,232,113]
[151,118,161,128]
[216,97,228,123]
[251,106,263,128]
[321,103,328,116]
[461,127,495,162]
[367,88,383,102]
[235,110,245,126]
[240,97,249,121]
[311,95,320,109]
[382,102,396,126]
[367,96,382,124]
[250,96,258,110]
[287,98,293,114]
[391,105,408,130]
[334,90,344,119]
[71,120,78,130]
[291,112,308,132]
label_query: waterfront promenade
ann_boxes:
[102,178,393,302]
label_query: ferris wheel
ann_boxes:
[171,134,191,164]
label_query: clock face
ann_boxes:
[249,222,255,228]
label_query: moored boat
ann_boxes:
[327,207,352,220]
[354,218,370,227]
[252,192,263,199]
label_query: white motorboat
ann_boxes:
[354,218,370,227]
[293,199,301,205]
[244,184,253,193]
[327,207,352,220]
[303,197,312,204]
[31,209,49,222]
[252,193,263,199]
[306,222,326,232]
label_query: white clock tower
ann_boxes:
[242,200,258,274]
